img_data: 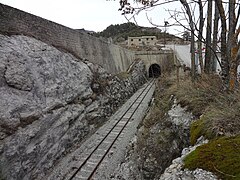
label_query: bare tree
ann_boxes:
[179,0,196,81]
[228,0,240,90]
[215,0,240,90]
[211,1,220,73]
[197,0,204,73]
[204,0,213,73]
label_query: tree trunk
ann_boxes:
[180,0,196,81]
[228,0,238,91]
[204,0,213,74]
[198,0,204,73]
[211,1,220,72]
[216,0,229,90]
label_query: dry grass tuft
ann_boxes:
[159,74,240,143]
[142,73,240,179]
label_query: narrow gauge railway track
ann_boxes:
[68,79,155,180]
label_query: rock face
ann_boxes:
[136,102,193,179]
[159,137,218,180]
[112,101,218,180]
[0,34,147,180]
[111,100,193,179]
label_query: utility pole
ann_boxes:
[164,21,169,46]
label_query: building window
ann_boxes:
[131,39,133,41]
[139,39,141,41]
[151,38,154,40]
[146,38,149,41]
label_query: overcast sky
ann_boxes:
[0,0,184,34]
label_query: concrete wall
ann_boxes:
[0,3,135,74]
[135,50,174,75]
[109,44,135,72]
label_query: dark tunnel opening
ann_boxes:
[149,64,161,78]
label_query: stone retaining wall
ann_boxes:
[0,3,135,74]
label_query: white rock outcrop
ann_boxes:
[0,34,147,180]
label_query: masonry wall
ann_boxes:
[0,3,135,74]
[135,50,175,74]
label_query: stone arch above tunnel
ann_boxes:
[149,64,161,78]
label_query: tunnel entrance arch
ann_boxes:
[149,64,161,78]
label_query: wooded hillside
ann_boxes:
[93,22,181,43]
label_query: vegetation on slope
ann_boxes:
[143,72,240,179]
[172,75,240,179]
[93,22,180,42]
[176,76,240,144]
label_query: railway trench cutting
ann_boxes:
[48,79,156,180]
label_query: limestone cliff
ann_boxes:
[0,34,147,180]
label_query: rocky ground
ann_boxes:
[159,136,218,180]
[111,100,218,180]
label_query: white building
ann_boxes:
[128,36,157,47]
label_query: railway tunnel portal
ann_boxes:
[135,50,174,78]
[149,64,161,78]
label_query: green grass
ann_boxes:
[184,135,240,180]
[115,72,130,79]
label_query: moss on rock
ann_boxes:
[184,135,240,180]
[116,71,130,79]
[190,115,216,145]
[190,118,205,145]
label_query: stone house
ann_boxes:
[128,36,157,47]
